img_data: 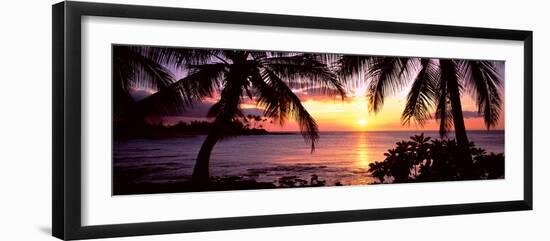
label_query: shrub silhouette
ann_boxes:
[368,133,504,183]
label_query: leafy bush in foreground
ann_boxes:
[368,133,504,184]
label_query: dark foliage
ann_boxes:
[277,174,327,188]
[113,120,268,140]
[368,133,504,184]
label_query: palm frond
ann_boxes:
[113,45,175,91]
[366,57,417,113]
[138,63,227,116]
[303,53,342,67]
[458,60,503,129]
[183,63,227,98]
[263,54,346,98]
[248,69,287,125]
[335,55,375,81]
[222,50,249,63]
[207,69,247,122]
[249,51,267,61]
[251,68,319,152]
[146,47,220,67]
[401,59,438,126]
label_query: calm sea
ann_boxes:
[113,131,504,186]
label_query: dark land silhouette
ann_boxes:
[114,119,270,140]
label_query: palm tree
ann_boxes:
[152,49,346,185]
[338,56,503,177]
[112,45,189,122]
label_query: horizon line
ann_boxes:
[270,129,505,133]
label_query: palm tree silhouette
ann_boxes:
[151,49,346,185]
[112,45,192,123]
[338,56,502,177]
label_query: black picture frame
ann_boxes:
[52,1,533,240]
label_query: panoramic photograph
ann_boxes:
[112,45,505,195]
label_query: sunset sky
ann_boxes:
[140,73,505,132]
[126,49,505,133]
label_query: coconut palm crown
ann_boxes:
[144,49,346,184]
[337,56,503,178]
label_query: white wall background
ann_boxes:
[0,0,548,240]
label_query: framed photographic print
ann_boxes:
[52,1,533,240]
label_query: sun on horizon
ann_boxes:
[357,118,368,127]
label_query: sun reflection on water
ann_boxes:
[356,133,371,168]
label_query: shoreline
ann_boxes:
[113,174,505,196]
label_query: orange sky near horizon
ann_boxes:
[246,89,504,132]
[161,85,505,132]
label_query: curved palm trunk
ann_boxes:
[192,129,221,186]
[191,58,248,186]
[442,60,474,178]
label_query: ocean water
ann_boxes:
[113,131,504,186]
